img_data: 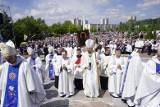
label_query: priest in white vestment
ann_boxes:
[0,40,46,107]
[100,46,111,90]
[125,42,132,55]
[27,47,45,84]
[72,48,83,89]
[57,50,74,97]
[81,39,100,98]
[65,44,73,58]
[45,46,56,80]
[108,48,127,97]
[109,41,117,55]
[121,40,144,107]
[134,46,160,107]
[54,47,63,88]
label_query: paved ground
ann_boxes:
[41,81,128,107]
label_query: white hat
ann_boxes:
[85,39,95,48]
[27,47,34,55]
[48,46,54,53]
[0,40,16,57]
[135,40,144,49]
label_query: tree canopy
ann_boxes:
[118,17,160,39]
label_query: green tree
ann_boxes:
[119,17,160,33]
[119,22,129,31]
[77,25,83,31]
[69,24,77,34]
[145,31,157,40]
[62,20,72,33]
[145,31,152,39]
[50,21,83,35]
[13,16,48,46]
[0,12,13,41]
[153,30,157,40]
[90,26,97,32]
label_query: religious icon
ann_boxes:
[77,30,90,47]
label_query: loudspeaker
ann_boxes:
[0,13,3,24]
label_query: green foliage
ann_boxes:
[1,12,13,41]
[119,17,160,32]
[90,26,97,32]
[119,22,129,31]
[12,16,48,46]
[153,31,157,40]
[49,21,82,34]
[145,30,157,40]
[77,25,83,31]
[54,34,61,37]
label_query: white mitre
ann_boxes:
[0,40,16,57]
[27,47,34,55]
[48,46,54,53]
[85,39,95,48]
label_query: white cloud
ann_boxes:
[102,7,147,23]
[117,4,124,8]
[139,14,146,17]
[12,13,24,20]
[132,11,140,15]
[131,11,146,19]
[101,8,129,23]
[6,0,159,25]
[137,0,160,9]
[103,8,121,18]
[11,0,110,25]
[94,0,109,5]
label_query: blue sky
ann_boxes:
[1,0,160,25]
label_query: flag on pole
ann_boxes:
[24,34,28,41]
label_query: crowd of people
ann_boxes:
[0,32,160,107]
[19,32,160,57]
